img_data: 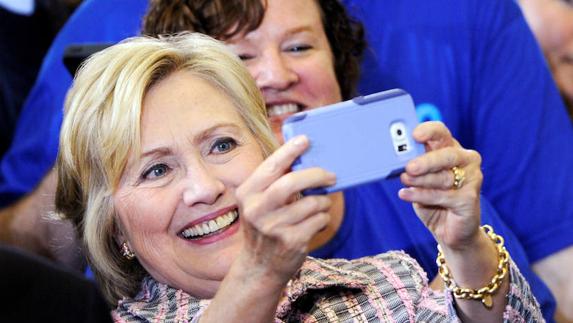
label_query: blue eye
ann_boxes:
[141,163,170,180]
[211,137,237,154]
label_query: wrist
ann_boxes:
[436,225,510,309]
[231,249,295,292]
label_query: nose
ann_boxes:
[252,50,298,92]
[182,163,225,207]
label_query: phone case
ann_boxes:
[282,89,424,194]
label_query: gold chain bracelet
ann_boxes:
[436,225,510,309]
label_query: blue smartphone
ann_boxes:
[282,89,424,194]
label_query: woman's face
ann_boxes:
[114,70,264,298]
[226,0,342,141]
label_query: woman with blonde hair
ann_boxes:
[56,33,542,322]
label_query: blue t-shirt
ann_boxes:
[0,0,148,206]
[341,0,573,265]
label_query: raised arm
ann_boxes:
[199,136,334,322]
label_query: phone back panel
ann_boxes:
[282,89,424,194]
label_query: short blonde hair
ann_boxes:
[55,33,277,304]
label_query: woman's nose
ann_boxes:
[182,164,225,207]
[253,51,298,91]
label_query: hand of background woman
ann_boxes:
[235,135,335,286]
[398,121,483,250]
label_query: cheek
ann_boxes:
[115,189,173,237]
[297,57,341,104]
[227,147,265,185]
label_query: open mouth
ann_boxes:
[267,103,304,118]
[180,209,239,240]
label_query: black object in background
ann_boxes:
[63,43,112,77]
[0,245,112,323]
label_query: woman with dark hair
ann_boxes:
[140,0,557,318]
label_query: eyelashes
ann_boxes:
[141,163,170,181]
[236,44,313,61]
[138,137,240,182]
[211,137,238,154]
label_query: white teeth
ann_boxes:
[267,103,300,117]
[181,209,239,239]
[208,220,217,232]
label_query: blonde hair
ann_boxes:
[55,33,277,304]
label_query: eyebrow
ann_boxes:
[235,25,315,44]
[193,123,242,145]
[283,25,315,38]
[139,122,243,158]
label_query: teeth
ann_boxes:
[267,103,300,117]
[208,220,217,232]
[181,209,239,239]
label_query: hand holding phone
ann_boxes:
[282,89,424,194]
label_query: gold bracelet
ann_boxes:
[436,225,510,309]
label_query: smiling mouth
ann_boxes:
[267,103,303,118]
[181,209,239,240]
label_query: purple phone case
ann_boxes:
[282,89,424,194]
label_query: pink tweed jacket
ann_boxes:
[113,251,543,322]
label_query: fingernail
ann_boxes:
[292,135,307,146]
[408,161,419,173]
[398,187,411,199]
[327,171,337,183]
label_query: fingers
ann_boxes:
[413,121,458,150]
[404,146,481,176]
[240,135,310,194]
[240,196,331,268]
[400,125,483,206]
[398,186,479,209]
[238,135,336,222]
[401,169,456,190]
[239,167,335,222]
[258,195,332,229]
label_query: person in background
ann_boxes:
[519,0,573,117]
[142,0,572,320]
[0,0,148,271]
[342,0,573,320]
[56,32,542,322]
[0,0,81,156]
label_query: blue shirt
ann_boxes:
[342,0,573,265]
[0,0,148,206]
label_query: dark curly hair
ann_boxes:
[142,0,366,100]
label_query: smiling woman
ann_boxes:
[113,71,268,299]
[55,33,277,302]
[55,33,542,322]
